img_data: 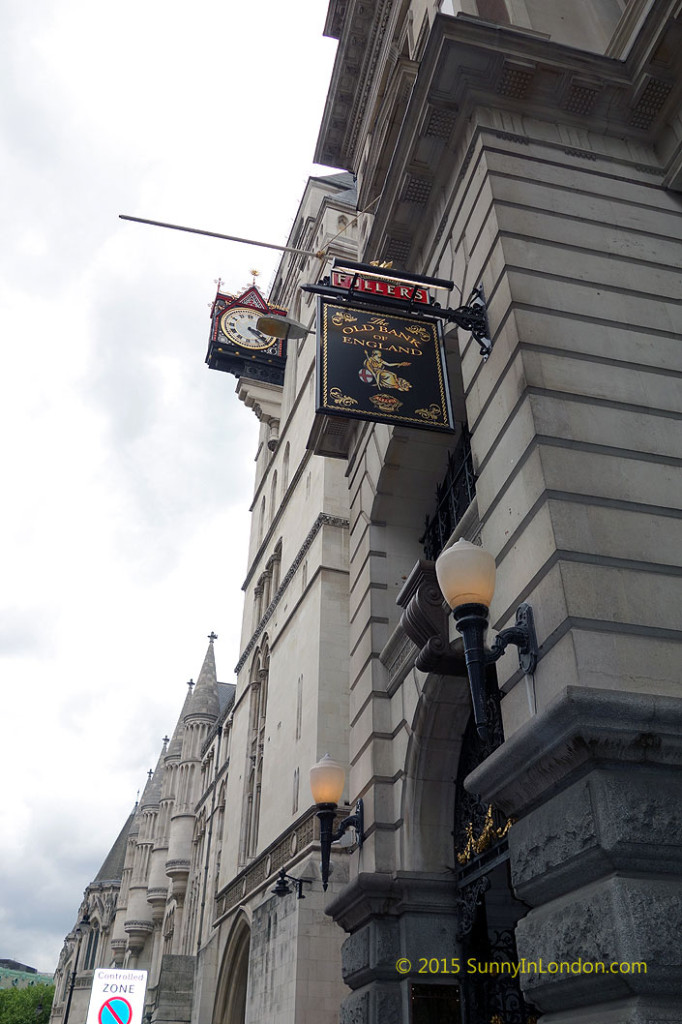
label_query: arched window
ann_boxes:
[295,675,303,741]
[240,641,269,862]
[292,767,299,814]
[61,962,73,1001]
[258,496,266,544]
[282,443,290,494]
[270,470,278,523]
[84,922,99,970]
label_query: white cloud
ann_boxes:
[0,0,339,971]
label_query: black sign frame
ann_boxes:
[315,297,455,433]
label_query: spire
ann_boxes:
[93,807,136,882]
[185,635,220,721]
[140,739,167,809]
[165,683,195,760]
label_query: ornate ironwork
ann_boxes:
[457,806,515,866]
[446,287,491,351]
[453,681,508,897]
[453,689,537,1024]
[420,429,476,560]
[486,603,538,676]
[455,874,491,941]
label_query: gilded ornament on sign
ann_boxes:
[369,393,403,413]
[415,404,442,422]
[409,324,431,343]
[331,310,358,326]
[330,388,358,407]
[457,805,515,865]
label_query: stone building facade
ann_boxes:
[52,2,682,1023]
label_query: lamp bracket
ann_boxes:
[444,285,491,355]
[485,603,537,675]
[333,799,364,849]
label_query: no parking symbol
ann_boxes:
[86,970,148,1024]
[99,998,132,1024]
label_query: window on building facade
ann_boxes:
[282,443,290,494]
[270,470,278,523]
[295,675,303,741]
[258,496,266,544]
[83,922,99,970]
[163,906,174,956]
[240,642,269,862]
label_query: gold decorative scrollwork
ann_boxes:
[409,324,431,342]
[415,403,442,422]
[330,388,358,407]
[331,310,358,326]
[457,805,515,865]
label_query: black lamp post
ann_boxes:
[435,539,538,740]
[309,755,364,891]
[62,913,90,1024]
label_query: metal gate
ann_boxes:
[453,678,537,1024]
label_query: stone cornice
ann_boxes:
[466,686,682,818]
[315,0,396,168]
[365,5,682,265]
[325,871,459,934]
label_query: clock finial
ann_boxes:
[250,268,260,287]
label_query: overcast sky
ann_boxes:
[0,0,339,972]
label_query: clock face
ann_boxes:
[219,307,278,350]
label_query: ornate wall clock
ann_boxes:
[219,307,279,351]
[206,285,288,385]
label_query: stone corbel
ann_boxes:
[237,378,283,445]
[397,560,465,676]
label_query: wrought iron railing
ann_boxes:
[420,429,476,560]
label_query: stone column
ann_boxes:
[468,687,682,1022]
[328,874,462,1024]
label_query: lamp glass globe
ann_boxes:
[435,538,496,610]
[310,754,345,805]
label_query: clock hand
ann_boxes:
[247,326,268,341]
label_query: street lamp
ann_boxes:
[309,755,364,891]
[270,868,309,900]
[255,313,310,341]
[62,913,90,1024]
[435,539,538,740]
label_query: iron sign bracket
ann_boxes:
[302,273,492,357]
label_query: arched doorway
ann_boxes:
[213,917,251,1024]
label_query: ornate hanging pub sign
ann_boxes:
[305,259,490,437]
[316,297,455,432]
